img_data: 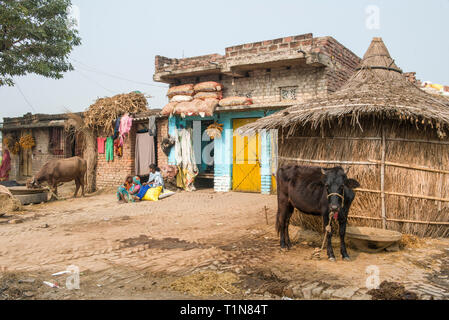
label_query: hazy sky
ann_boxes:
[1,0,448,119]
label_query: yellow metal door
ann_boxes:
[233,118,261,192]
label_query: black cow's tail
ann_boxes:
[275,168,282,236]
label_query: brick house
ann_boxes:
[95,110,169,189]
[153,33,361,194]
[0,112,83,181]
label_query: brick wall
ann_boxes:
[156,118,169,167]
[175,66,328,104]
[155,33,361,104]
[155,54,225,74]
[317,37,362,93]
[224,33,313,61]
[96,127,136,189]
[95,118,167,189]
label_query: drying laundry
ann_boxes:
[148,116,157,136]
[135,133,155,175]
[119,113,133,137]
[113,117,121,140]
[106,137,114,161]
[97,137,107,154]
[114,138,123,157]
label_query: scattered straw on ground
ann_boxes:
[399,234,426,249]
[368,281,419,300]
[170,271,242,297]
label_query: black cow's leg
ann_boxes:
[323,213,336,261]
[284,207,294,248]
[277,196,293,249]
[339,218,350,260]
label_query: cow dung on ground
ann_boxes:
[368,281,419,300]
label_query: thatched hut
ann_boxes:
[240,37,449,238]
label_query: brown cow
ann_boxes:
[27,156,87,198]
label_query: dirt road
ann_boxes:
[0,187,448,300]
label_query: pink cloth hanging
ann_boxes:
[119,113,133,137]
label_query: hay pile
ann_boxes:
[170,271,241,297]
[0,186,21,213]
[84,92,148,135]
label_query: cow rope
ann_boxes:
[312,212,335,260]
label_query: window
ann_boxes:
[280,86,298,101]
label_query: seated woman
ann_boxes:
[145,164,164,189]
[117,176,141,203]
[132,165,165,202]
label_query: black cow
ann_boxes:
[276,165,360,261]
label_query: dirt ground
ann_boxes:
[0,183,448,300]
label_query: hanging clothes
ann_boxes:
[119,113,133,137]
[113,117,121,140]
[135,133,155,176]
[173,127,198,191]
[97,137,107,154]
[0,149,11,181]
[106,137,114,161]
[148,116,157,136]
[114,138,123,157]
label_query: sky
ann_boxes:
[1,0,448,119]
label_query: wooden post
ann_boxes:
[381,125,387,229]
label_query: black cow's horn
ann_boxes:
[321,168,326,175]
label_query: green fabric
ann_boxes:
[106,137,114,161]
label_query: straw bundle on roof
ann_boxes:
[84,92,148,135]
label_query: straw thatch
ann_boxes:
[239,38,449,138]
[239,38,449,238]
[84,92,148,135]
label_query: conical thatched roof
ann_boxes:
[239,38,449,138]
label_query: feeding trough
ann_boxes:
[346,226,402,253]
[8,186,49,205]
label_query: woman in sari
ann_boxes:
[0,149,11,181]
[117,176,141,203]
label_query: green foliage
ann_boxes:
[0,0,81,86]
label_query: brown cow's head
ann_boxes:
[321,167,360,216]
[26,177,41,189]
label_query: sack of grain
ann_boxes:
[170,95,194,103]
[161,102,178,116]
[167,84,194,98]
[175,101,196,116]
[218,96,253,107]
[194,91,223,100]
[199,99,219,116]
[194,81,223,92]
